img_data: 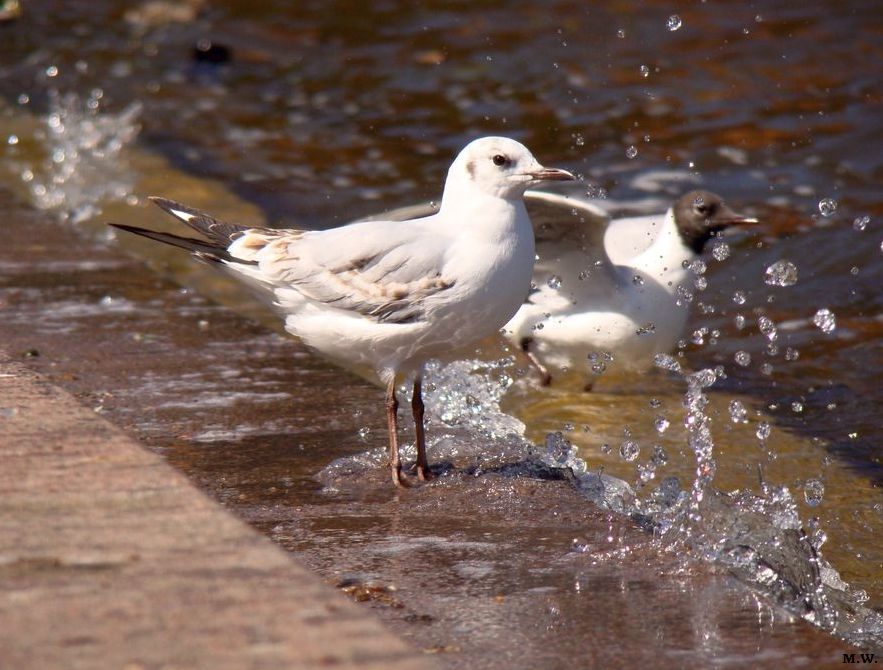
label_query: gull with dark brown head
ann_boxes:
[503,189,758,387]
[111,136,575,487]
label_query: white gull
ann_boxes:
[111,136,574,486]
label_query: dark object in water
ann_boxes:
[193,39,232,64]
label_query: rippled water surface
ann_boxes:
[1,0,881,660]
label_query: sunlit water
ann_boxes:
[319,356,883,647]
[1,0,880,654]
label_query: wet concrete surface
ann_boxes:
[0,190,859,668]
[0,353,431,670]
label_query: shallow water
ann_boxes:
[1,0,881,661]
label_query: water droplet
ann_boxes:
[760,362,773,376]
[785,347,800,361]
[812,308,836,334]
[757,316,778,342]
[734,351,751,367]
[675,285,693,305]
[764,259,798,287]
[729,400,748,423]
[636,463,656,483]
[357,426,371,440]
[689,259,707,275]
[654,353,682,373]
[711,241,730,261]
[734,314,746,330]
[654,416,670,434]
[651,445,668,466]
[571,537,591,553]
[632,274,644,286]
[547,274,562,290]
[756,422,771,441]
[791,401,804,413]
[46,65,59,78]
[732,290,747,305]
[804,478,825,506]
[546,431,573,465]
[573,132,585,147]
[7,134,19,145]
[639,65,650,77]
[616,28,626,38]
[620,440,640,462]
[818,198,837,217]
[625,145,638,159]
[853,215,869,231]
[17,93,30,105]
[690,368,717,389]
[667,15,682,31]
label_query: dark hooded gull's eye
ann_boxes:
[492,154,508,167]
[693,198,711,216]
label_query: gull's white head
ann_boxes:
[445,136,575,201]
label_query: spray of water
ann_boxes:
[352,354,882,648]
[10,90,141,222]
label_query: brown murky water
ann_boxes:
[1,0,881,664]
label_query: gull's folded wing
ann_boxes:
[235,221,456,325]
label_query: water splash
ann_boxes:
[321,354,883,649]
[11,90,141,222]
[422,358,524,441]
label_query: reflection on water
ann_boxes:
[1,0,881,657]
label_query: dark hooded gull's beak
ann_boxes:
[713,203,759,226]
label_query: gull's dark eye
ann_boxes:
[693,199,711,216]
[492,154,508,167]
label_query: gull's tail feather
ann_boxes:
[148,196,251,246]
[108,223,245,264]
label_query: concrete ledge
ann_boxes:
[0,352,434,670]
